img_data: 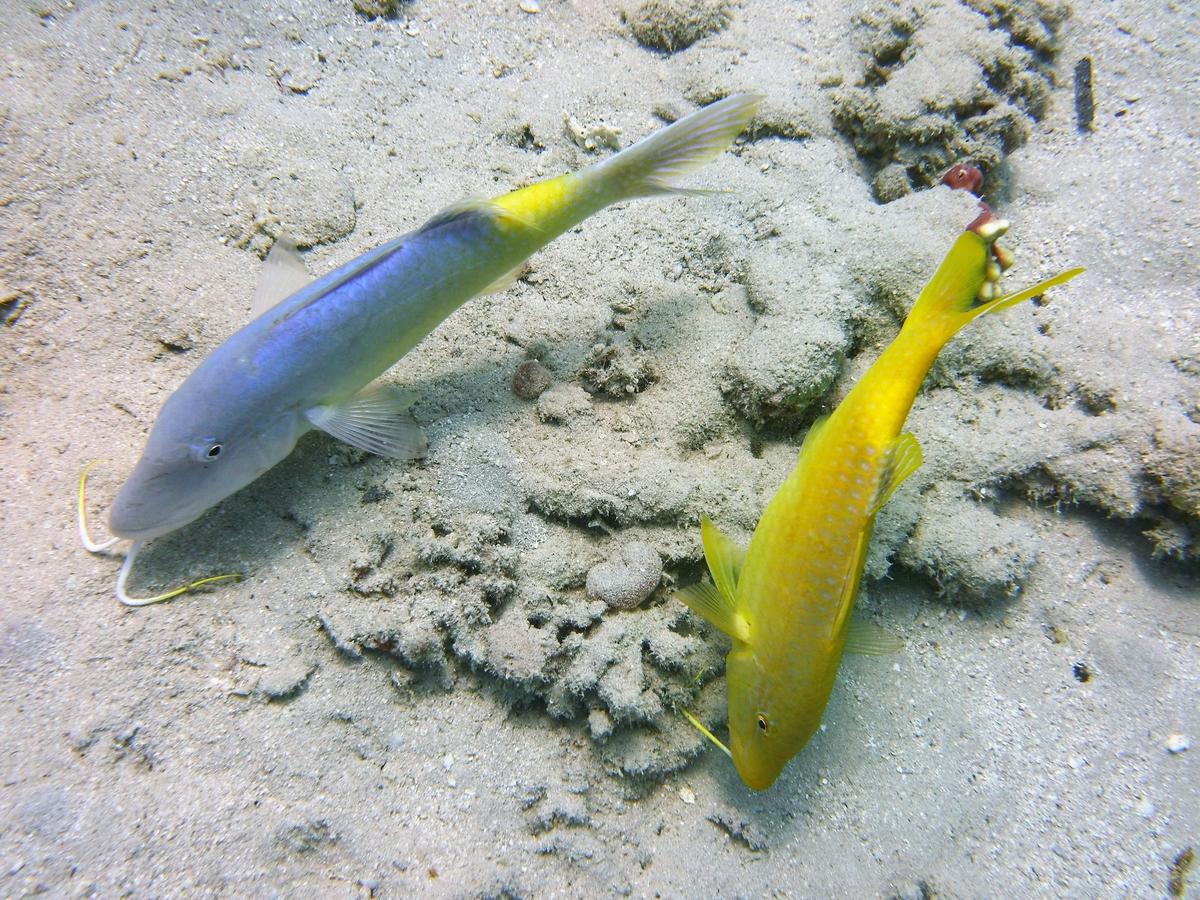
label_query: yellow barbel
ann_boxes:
[679,215,1083,790]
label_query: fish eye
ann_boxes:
[192,440,225,463]
[756,714,770,734]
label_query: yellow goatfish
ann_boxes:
[679,213,1083,790]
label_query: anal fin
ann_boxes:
[306,382,428,459]
[481,263,526,295]
[845,617,905,655]
[869,432,923,516]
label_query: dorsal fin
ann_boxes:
[252,234,310,318]
[419,196,537,234]
[419,197,496,232]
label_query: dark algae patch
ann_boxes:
[1169,847,1194,899]
[621,0,732,53]
[831,0,1068,200]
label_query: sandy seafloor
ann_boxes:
[1,0,1198,896]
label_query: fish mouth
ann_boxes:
[108,504,203,543]
[108,478,210,543]
[734,761,783,792]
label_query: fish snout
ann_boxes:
[107,469,188,542]
[732,746,786,792]
[108,485,160,541]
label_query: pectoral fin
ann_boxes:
[798,415,829,460]
[700,516,745,603]
[677,581,750,642]
[681,517,751,640]
[306,382,428,459]
[844,616,905,655]
[869,432,923,516]
[252,235,310,318]
[481,263,525,295]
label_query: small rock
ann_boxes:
[536,383,592,424]
[706,811,767,852]
[513,359,552,400]
[564,114,623,153]
[579,340,657,397]
[588,708,614,741]
[585,542,662,610]
[873,162,912,203]
[1165,733,1190,754]
[257,659,317,701]
[352,0,398,17]
[275,818,337,855]
[622,0,732,53]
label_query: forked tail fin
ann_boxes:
[904,224,1084,341]
[589,93,762,202]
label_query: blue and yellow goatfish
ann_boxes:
[680,212,1082,790]
[80,94,762,606]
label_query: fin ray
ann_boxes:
[845,617,905,655]
[869,432,923,516]
[306,382,428,459]
[682,707,732,758]
[252,235,310,318]
[677,581,750,643]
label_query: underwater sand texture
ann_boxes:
[1,0,1196,896]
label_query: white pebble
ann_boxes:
[1165,733,1190,754]
[443,753,454,770]
[1136,797,1155,818]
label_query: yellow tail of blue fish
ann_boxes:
[493,93,763,236]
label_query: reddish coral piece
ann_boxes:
[941,163,984,195]
[966,202,998,235]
